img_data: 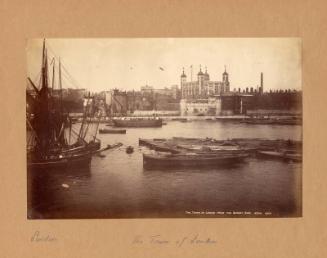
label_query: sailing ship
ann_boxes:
[26,40,102,171]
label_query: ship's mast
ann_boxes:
[41,39,49,89]
[51,58,55,90]
[34,39,52,156]
[59,58,64,124]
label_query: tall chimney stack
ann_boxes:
[260,72,263,94]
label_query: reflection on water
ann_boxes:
[27,120,302,219]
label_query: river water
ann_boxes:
[28,120,302,219]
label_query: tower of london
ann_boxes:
[181,66,230,99]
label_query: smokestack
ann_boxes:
[260,72,263,93]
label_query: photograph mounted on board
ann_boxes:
[26,38,302,219]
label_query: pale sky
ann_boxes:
[26,38,301,92]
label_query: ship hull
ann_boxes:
[28,151,92,171]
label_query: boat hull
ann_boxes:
[28,151,92,171]
[143,153,249,168]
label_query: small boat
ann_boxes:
[284,152,302,162]
[126,146,134,154]
[172,118,188,122]
[92,143,123,154]
[99,128,126,134]
[143,152,249,168]
[257,150,302,162]
[216,117,245,122]
[241,118,301,125]
[113,117,162,127]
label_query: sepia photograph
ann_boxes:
[26,38,302,219]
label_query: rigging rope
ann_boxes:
[45,42,83,89]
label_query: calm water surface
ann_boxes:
[28,120,302,218]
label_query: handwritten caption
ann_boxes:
[185,211,273,216]
[132,234,217,247]
[31,231,57,242]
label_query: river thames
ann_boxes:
[28,119,302,219]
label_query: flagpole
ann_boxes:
[191,65,193,98]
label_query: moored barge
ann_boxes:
[99,128,126,134]
[113,117,162,127]
[143,152,249,168]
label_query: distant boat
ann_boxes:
[257,150,302,162]
[99,128,126,134]
[113,117,162,127]
[143,152,249,168]
[106,121,114,126]
[172,118,188,122]
[240,118,301,125]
